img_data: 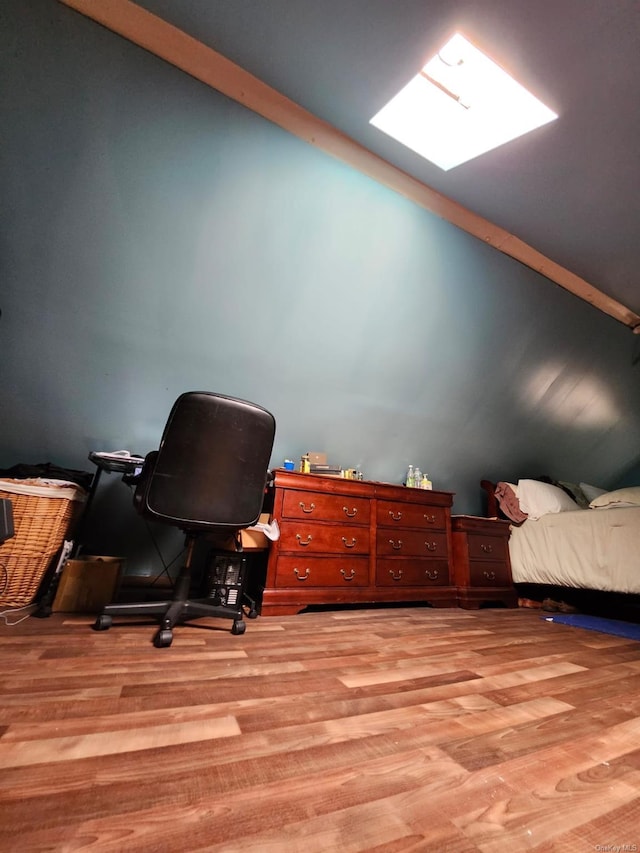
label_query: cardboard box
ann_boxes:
[240,512,271,549]
[206,512,271,552]
[52,556,123,613]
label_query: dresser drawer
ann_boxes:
[279,521,369,554]
[468,561,512,587]
[274,556,369,587]
[376,500,446,530]
[376,559,449,587]
[467,534,509,562]
[376,530,448,558]
[281,490,370,525]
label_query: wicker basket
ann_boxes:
[0,479,87,608]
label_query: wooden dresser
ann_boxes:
[451,515,517,609]
[260,470,456,616]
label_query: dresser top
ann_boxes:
[271,469,454,507]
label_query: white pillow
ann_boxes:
[579,482,607,502]
[589,486,640,509]
[517,479,580,521]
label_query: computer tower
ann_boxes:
[203,551,249,609]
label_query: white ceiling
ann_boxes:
[134,0,640,319]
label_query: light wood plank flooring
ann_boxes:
[1,605,640,852]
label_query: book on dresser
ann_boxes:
[309,464,343,476]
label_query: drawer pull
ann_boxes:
[388,539,403,551]
[480,543,493,554]
[424,541,437,552]
[483,570,496,581]
[389,569,403,581]
[424,513,436,524]
[299,501,315,513]
[425,569,439,580]
[388,510,403,521]
[343,506,358,517]
[294,567,310,581]
[296,534,313,546]
[340,569,356,581]
[342,536,357,548]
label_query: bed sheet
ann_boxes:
[508,506,640,594]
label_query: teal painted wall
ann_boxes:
[2,1,639,568]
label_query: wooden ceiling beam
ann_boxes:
[59,0,640,333]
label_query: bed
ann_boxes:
[480,479,640,598]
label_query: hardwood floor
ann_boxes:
[1,605,640,852]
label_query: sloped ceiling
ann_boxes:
[65,0,640,325]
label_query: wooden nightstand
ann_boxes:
[451,516,517,609]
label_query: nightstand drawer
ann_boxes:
[467,534,509,562]
[468,561,512,587]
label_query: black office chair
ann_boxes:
[93,391,275,647]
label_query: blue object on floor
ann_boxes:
[542,613,640,641]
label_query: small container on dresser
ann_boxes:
[451,515,517,609]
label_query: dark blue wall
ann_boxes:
[2,1,639,569]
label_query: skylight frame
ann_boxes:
[370,33,558,171]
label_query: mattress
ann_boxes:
[508,506,640,594]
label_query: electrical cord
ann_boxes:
[0,562,38,623]
[123,480,183,588]
[0,602,38,626]
[142,516,184,587]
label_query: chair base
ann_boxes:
[94,597,246,647]
[92,542,249,647]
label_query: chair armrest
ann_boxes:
[131,451,159,511]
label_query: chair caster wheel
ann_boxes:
[154,629,173,648]
[231,620,246,635]
[246,607,258,619]
[93,615,112,631]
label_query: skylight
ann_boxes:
[370,33,558,171]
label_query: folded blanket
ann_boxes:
[495,481,528,524]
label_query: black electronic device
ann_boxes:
[0,498,14,543]
[204,552,249,609]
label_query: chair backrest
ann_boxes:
[141,392,275,530]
